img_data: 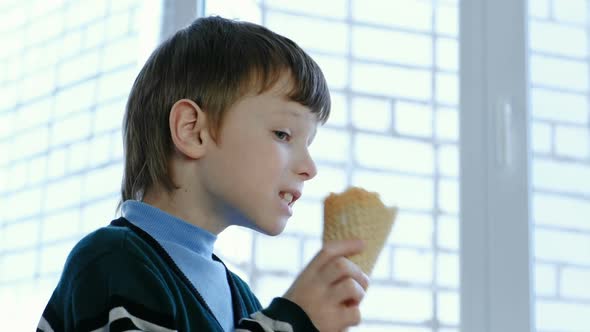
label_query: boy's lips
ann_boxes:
[279,189,301,207]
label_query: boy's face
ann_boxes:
[200,77,319,236]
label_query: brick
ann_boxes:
[54,80,97,117]
[355,133,434,174]
[436,107,459,141]
[535,263,557,296]
[26,11,64,46]
[436,4,458,36]
[267,13,347,54]
[40,240,77,275]
[553,0,586,24]
[253,275,294,308]
[67,139,90,172]
[531,55,588,91]
[88,133,112,166]
[65,0,107,30]
[284,200,322,237]
[309,53,347,89]
[215,226,253,265]
[395,101,432,137]
[302,238,322,266]
[437,214,459,250]
[390,211,432,247]
[22,67,55,99]
[532,121,552,153]
[93,99,125,134]
[372,245,392,280]
[2,217,40,249]
[534,193,590,231]
[352,0,431,32]
[327,92,347,127]
[110,0,140,12]
[83,163,123,200]
[0,29,25,59]
[438,178,459,214]
[352,96,392,132]
[352,63,432,100]
[51,111,92,146]
[363,285,432,321]
[437,253,459,288]
[15,98,53,132]
[536,300,590,331]
[555,125,589,159]
[436,73,459,105]
[101,36,138,72]
[353,26,431,66]
[0,5,27,33]
[531,88,588,124]
[80,195,119,233]
[8,161,28,191]
[309,127,350,162]
[57,49,100,87]
[437,37,459,71]
[561,267,590,300]
[30,0,66,19]
[45,174,83,211]
[533,159,590,195]
[57,30,83,60]
[83,20,106,50]
[353,170,434,210]
[267,0,347,19]
[47,147,67,179]
[13,126,49,160]
[0,110,16,139]
[255,235,300,273]
[0,84,18,113]
[0,250,36,282]
[304,165,347,200]
[26,157,47,188]
[105,11,131,41]
[437,291,459,325]
[393,248,433,283]
[438,144,459,177]
[96,68,136,103]
[530,21,587,58]
[535,229,590,265]
[2,55,23,82]
[41,209,80,243]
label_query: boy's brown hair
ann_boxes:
[120,16,331,206]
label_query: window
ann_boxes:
[206,1,461,331]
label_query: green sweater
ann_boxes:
[37,217,318,331]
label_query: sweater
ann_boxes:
[121,200,233,331]
[37,217,318,332]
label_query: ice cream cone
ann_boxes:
[323,187,397,275]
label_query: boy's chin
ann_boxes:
[253,218,288,236]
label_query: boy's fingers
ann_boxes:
[331,278,365,305]
[320,257,369,291]
[309,239,365,271]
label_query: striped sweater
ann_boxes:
[37,217,318,332]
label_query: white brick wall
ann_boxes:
[208,1,460,330]
[0,1,145,330]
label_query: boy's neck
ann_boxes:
[143,185,229,235]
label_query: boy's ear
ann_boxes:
[169,99,211,159]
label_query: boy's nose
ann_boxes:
[296,149,317,181]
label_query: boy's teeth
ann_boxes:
[282,192,293,204]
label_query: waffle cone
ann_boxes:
[323,187,397,275]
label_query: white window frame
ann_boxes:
[162,0,536,331]
[460,0,534,331]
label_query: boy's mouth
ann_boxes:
[279,191,300,206]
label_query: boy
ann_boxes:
[38,16,369,332]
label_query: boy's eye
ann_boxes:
[273,131,291,141]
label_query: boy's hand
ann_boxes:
[283,239,369,332]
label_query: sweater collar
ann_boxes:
[121,200,217,258]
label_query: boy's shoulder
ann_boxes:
[61,218,151,279]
